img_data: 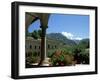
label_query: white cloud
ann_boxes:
[61,32,73,39]
[61,32,82,40]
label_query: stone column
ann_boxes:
[38,26,49,66]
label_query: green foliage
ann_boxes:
[47,49,56,58]
[72,46,89,64]
[26,31,32,37]
[26,57,37,63]
[78,39,89,49]
[31,30,39,39]
[51,54,66,66]
[32,51,38,57]
[50,50,74,66]
[26,51,40,64]
[80,49,89,64]
[26,29,42,39]
[38,29,42,38]
[60,46,75,55]
[73,47,81,55]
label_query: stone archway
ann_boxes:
[25,12,50,66]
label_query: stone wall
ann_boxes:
[25,37,62,56]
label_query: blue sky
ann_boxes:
[28,14,89,40]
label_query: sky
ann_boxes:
[28,14,89,40]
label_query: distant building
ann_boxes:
[25,37,62,57]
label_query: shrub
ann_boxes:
[26,51,40,64]
[47,49,56,58]
[80,49,89,64]
[50,50,75,66]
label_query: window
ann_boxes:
[35,46,37,49]
[55,45,57,48]
[30,45,32,49]
[48,44,50,49]
[39,46,40,49]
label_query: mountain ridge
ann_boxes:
[46,33,89,46]
[46,33,76,46]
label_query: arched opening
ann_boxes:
[25,12,50,67]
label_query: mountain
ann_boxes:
[73,40,80,44]
[78,38,89,48]
[46,33,76,46]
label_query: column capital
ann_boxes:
[40,25,48,29]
